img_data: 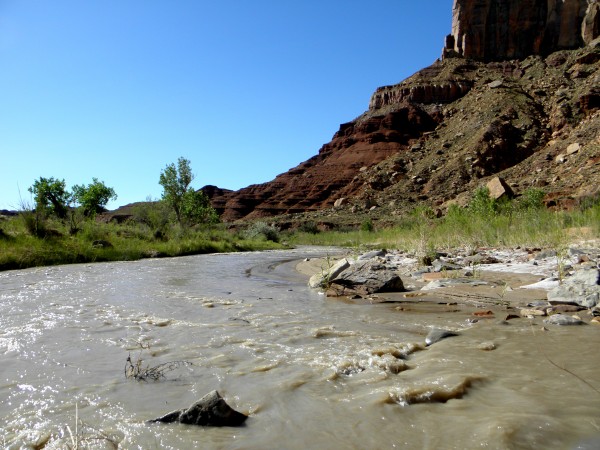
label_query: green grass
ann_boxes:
[0,217,284,271]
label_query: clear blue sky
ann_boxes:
[0,1,453,210]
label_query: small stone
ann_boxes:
[566,143,581,155]
[478,342,497,351]
[520,308,546,317]
[473,310,495,318]
[488,79,503,88]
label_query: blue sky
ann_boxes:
[0,1,453,210]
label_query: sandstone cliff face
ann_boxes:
[201,1,600,224]
[447,0,600,61]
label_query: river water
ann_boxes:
[1,248,599,449]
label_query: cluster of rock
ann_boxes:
[308,245,600,326]
[521,266,600,324]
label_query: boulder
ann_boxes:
[333,198,348,208]
[357,250,387,261]
[149,390,247,427]
[92,239,113,249]
[566,142,581,155]
[547,268,600,308]
[308,258,350,289]
[486,176,513,200]
[432,259,463,272]
[328,260,405,296]
[583,2,600,45]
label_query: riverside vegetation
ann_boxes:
[0,157,285,271]
[287,187,600,253]
[1,184,599,272]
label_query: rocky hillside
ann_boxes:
[206,0,600,223]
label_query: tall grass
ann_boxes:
[289,189,600,253]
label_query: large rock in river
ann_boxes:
[149,390,247,427]
[327,260,405,296]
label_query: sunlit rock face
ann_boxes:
[448,0,600,61]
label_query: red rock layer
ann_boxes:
[210,103,437,221]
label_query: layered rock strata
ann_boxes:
[446,0,600,61]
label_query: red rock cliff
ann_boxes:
[446,0,599,61]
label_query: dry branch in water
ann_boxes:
[125,343,194,381]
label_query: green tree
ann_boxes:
[159,157,218,226]
[72,178,117,216]
[181,190,219,225]
[28,177,70,218]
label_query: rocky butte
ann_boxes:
[202,0,600,223]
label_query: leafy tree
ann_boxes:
[159,157,218,226]
[28,177,70,218]
[181,190,219,225]
[72,178,117,216]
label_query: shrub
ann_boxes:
[360,218,374,232]
[298,221,320,234]
[132,200,172,236]
[244,222,280,242]
[517,188,545,211]
[468,187,497,217]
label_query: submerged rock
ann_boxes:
[425,328,459,346]
[149,390,247,427]
[543,314,585,326]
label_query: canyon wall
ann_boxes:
[446,0,599,61]
[200,1,600,222]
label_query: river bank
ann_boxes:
[298,240,600,324]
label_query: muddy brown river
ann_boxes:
[1,248,599,449]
